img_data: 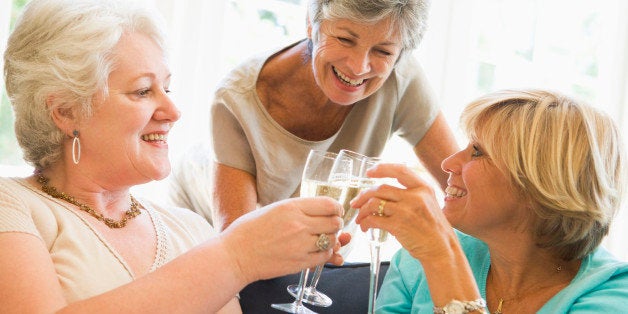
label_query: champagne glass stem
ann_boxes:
[272,150,349,313]
[367,240,382,314]
[271,268,316,313]
[309,264,324,289]
[295,268,311,308]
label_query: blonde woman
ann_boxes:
[352,89,628,313]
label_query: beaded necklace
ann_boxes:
[37,174,141,228]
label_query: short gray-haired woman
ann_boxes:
[0,0,346,312]
[204,0,458,231]
[352,89,628,313]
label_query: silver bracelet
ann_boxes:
[433,298,487,314]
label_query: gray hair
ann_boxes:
[461,89,626,261]
[3,0,167,169]
[307,0,430,55]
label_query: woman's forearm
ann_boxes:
[60,237,246,314]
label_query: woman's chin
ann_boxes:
[141,164,171,182]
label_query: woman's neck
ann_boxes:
[34,164,131,216]
[486,246,581,314]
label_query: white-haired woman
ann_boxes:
[204,0,459,231]
[352,89,628,313]
[0,0,346,312]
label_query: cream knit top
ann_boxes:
[0,176,214,302]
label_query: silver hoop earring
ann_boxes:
[72,130,81,165]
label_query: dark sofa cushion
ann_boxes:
[239,262,390,313]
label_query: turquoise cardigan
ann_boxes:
[377,231,628,313]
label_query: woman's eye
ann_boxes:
[337,37,352,44]
[376,49,393,56]
[137,89,150,97]
[471,145,483,157]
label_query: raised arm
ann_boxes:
[413,112,459,192]
[0,196,345,314]
[211,163,258,231]
[352,163,482,310]
[0,231,245,314]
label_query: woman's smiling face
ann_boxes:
[309,17,402,105]
[440,142,528,237]
[78,31,180,188]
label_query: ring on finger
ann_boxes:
[377,199,386,217]
[316,233,331,251]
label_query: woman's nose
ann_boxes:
[441,150,462,175]
[347,49,371,76]
[156,91,181,123]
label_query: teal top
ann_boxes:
[377,231,628,313]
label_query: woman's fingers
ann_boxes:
[222,196,347,281]
[309,233,337,252]
[272,196,344,235]
[337,232,351,246]
[350,183,398,211]
[366,163,429,189]
[319,232,350,266]
[354,195,398,223]
[298,196,344,217]
[349,163,443,242]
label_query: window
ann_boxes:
[150,0,628,262]
[418,0,628,138]
[0,0,30,176]
[418,0,628,261]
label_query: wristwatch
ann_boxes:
[433,298,487,314]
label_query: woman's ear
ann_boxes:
[47,95,77,137]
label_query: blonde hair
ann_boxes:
[460,89,626,260]
[4,0,166,169]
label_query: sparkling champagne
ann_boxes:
[340,184,361,227]
[300,179,345,199]
[360,178,389,243]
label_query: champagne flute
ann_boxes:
[335,150,370,258]
[360,156,388,314]
[287,149,367,307]
[271,150,352,314]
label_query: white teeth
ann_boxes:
[445,186,467,198]
[333,66,365,87]
[141,133,167,142]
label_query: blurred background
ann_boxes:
[1,0,626,261]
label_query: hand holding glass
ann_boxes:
[288,149,368,307]
[359,157,388,314]
[271,150,352,314]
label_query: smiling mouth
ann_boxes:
[445,186,467,198]
[141,133,167,143]
[332,66,366,87]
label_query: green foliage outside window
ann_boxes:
[1,0,30,165]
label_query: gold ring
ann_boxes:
[316,233,331,251]
[377,200,386,216]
